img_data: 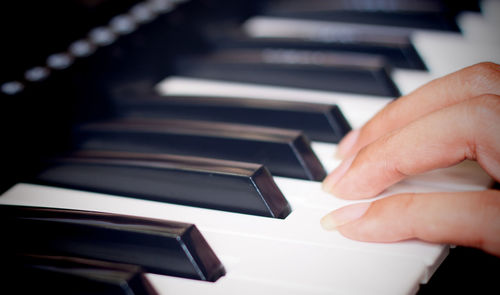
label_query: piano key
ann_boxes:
[0,185,432,295]
[412,31,500,77]
[457,12,496,43]
[260,3,461,32]
[156,79,492,191]
[391,68,434,95]
[156,76,392,129]
[258,0,482,32]
[5,254,158,295]
[74,118,326,181]
[262,0,448,13]
[0,183,448,280]
[147,273,332,295]
[244,16,420,41]
[0,184,454,294]
[0,204,225,282]
[3,1,497,294]
[34,150,291,218]
[197,231,426,295]
[210,35,427,70]
[481,0,500,26]
[175,49,401,97]
[113,93,351,143]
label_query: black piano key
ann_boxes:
[210,35,427,70]
[262,0,461,31]
[4,254,158,295]
[175,49,400,97]
[0,205,225,282]
[262,0,481,18]
[73,118,326,181]
[264,0,448,13]
[34,150,291,218]
[114,94,351,143]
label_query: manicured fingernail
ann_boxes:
[335,129,360,159]
[320,202,371,230]
[322,155,355,194]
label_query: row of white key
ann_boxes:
[1,181,445,295]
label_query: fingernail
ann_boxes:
[335,129,360,159]
[320,202,371,230]
[322,155,355,194]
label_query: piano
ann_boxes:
[1,0,499,294]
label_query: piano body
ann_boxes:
[1,0,499,294]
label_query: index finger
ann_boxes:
[324,95,500,199]
[337,62,500,159]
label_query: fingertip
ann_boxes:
[320,202,372,231]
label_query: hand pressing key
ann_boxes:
[321,62,500,257]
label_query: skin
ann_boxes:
[320,62,500,257]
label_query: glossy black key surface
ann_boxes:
[261,0,460,31]
[3,254,158,295]
[0,205,225,282]
[115,94,351,143]
[73,118,326,181]
[264,0,448,13]
[175,49,401,97]
[210,35,426,70]
[35,151,291,218]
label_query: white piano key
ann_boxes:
[412,31,500,77]
[481,0,500,28]
[310,142,341,172]
[391,69,433,95]
[457,12,500,44]
[243,17,414,41]
[403,160,493,191]
[156,76,391,129]
[0,183,448,284]
[201,231,426,295]
[147,273,330,295]
[148,232,425,295]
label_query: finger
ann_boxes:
[324,95,500,199]
[321,190,500,257]
[337,62,500,158]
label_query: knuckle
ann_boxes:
[465,62,500,93]
[470,61,500,74]
[462,95,500,159]
[364,132,409,180]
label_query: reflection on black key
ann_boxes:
[74,118,326,181]
[211,35,426,70]
[175,49,401,97]
[4,254,158,295]
[0,205,225,282]
[115,94,351,143]
[262,0,460,31]
[35,151,291,218]
[264,0,448,13]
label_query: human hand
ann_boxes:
[320,62,500,257]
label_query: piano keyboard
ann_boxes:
[1,0,499,294]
